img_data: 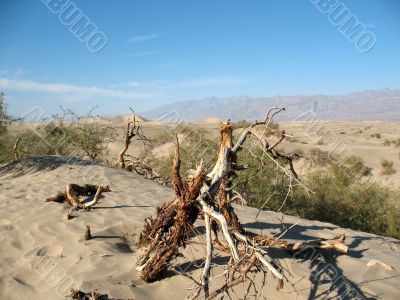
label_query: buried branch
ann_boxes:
[135,107,347,298]
[46,184,110,218]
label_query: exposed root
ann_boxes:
[69,289,123,300]
[46,184,111,218]
[136,107,348,298]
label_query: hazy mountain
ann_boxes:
[141,90,400,121]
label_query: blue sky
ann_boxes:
[0,0,399,117]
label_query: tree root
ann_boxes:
[136,108,348,298]
[46,184,110,217]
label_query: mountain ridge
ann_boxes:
[141,89,400,121]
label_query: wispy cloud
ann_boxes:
[179,76,250,87]
[0,78,162,100]
[109,76,250,90]
[127,50,161,58]
[109,80,168,89]
[128,33,159,43]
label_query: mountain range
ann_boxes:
[141,89,400,122]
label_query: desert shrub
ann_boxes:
[394,138,400,148]
[69,123,116,161]
[0,134,15,163]
[150,123,195,147]
[307,148,331,166]
[269,121,279,130]
[292,168,400,239]
[150,128,218,180]
[340,131,346,135]
[235,152,400,239]
[231,120,252,129]
[0,92,8,135]
[383,139,392,146]
[151,131,175,146]
[0,107,116,163]
[232,147,291,210]
[317,139,324,145]
[292,148,304,156]
[286,136,299,143]
[381,159,396,175]
[371,133,381,139]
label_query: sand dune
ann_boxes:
[0,156,399,299]
[193,117,222,124]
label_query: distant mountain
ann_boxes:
[141,90,400,121]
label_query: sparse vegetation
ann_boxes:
[395,138,400,148]
[292,148,304,156]
[0,107,116,163]
[381,159,396,175]
[231,119,252,129]
[371,133,381,139]
[0,92,8,134]
[232,147,400,239]
[383,139,392,146]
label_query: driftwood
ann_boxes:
[68,289,129,300]
[46,184,110,219]
[136,107,347,298]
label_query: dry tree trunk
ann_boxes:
[13,137,21,161]
[136,137,206,282]
[136,108,348,297]
[116,111,165,184]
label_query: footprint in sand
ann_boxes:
[36,245,63,257]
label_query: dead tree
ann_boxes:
[116,110,165,182]
[136,107,347,298]
[117,109,149,169]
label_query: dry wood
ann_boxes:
[46,184,110,217]
[136,107,348,298]
[117,109,149,169]
[13,137,21,160]
[85,225,92,240]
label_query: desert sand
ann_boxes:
[0,156,399,299]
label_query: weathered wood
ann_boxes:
[46,184,110,211]
[136,109,348,298]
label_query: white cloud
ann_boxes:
[127,50,161,58]
[0,78,162,100]
[109,80,168,89]
[109,76,249,90]
[128,33,159,43]
[179,76,250,87]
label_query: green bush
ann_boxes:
[70,123,116,160]
[0,107,116,163]
[231,120,252,129]
[150,128,218,180]
[233,153,400,239]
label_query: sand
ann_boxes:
[0,156,399,300]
